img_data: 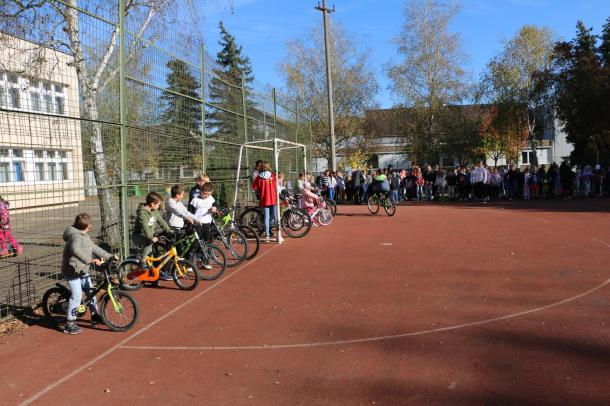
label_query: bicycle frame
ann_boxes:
[127,246,181,282]
[76,266,123,315]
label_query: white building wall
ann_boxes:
[0,34,84,210]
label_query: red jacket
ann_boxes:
[253,171,277,207]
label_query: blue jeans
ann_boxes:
[67,275,97,321]
[391,190,399,203]
[416,185,424,201]
[328,187,335,201]
[263,205,277,238]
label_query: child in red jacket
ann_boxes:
[252,161,277,240]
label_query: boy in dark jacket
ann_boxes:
[61,213,113,335]
[132,192,172,277]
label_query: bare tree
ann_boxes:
[279,22,378,167]
[386,0,470,164]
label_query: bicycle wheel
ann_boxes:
[193,243,226,280]
[239,207,263,231]
[41,286,69,326]
[239,225,260,260]
[281,208,312,238]
[315,208,333,226]
[367,196,380,214]
[116,259,144,291]
[383,197,396,216]
[99,290,139,332]
[171,258,200,290]
[215,230,248,267]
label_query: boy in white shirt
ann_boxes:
[165,185,198,230]
[191,182,217,242]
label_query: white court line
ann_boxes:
[19,244,280,406]
[120,276,610,351]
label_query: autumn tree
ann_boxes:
[477,103,528,167]
[481,25,555,164]
[279,22,378,165]
[386,0,469,165]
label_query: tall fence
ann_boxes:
[0,0,313,321]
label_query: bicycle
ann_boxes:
[367,191,396,216]
[308,198,333,226]
[214,208,260,260]
[239,190,312,238]
[116,234,199,291]
[174,224,227,281]
[41,259,139,332]
[211,209,248,267]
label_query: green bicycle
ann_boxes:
[42,260,139,332]
[367,192,396,216]
[175,224,227,280]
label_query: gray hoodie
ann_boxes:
[61,226,112,279]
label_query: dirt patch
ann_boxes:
[0,318,28,336]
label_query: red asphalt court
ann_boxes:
[1,200,609,405]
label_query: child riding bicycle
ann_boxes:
[132,192,172,279]
[61,213,114,335]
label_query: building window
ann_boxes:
[35,162,45,181]
[521,151,536,165]
[31,92,41,111]
[55,96,64,115]
[9,88,20,108]
[0,163,9,183]
[61,162,68,180]
[13,162,24,182]
[48,162,57,181]
[44,94,52,113]
[0,75,67,115]
[0,147,70,183]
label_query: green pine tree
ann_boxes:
[207,21,254,142]
[159,58,202,175]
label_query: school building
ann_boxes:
[0,34,85,210]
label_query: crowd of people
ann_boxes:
[310,161,609,204]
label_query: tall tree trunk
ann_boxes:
[66,1,122,249]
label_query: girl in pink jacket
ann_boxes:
[300,182,321,215]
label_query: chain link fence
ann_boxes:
[0,0,313,321]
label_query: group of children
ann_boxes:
[60,175,219,334]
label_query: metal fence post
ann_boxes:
[272,88,277,140]
[200,43,206,173]
[118,0,130,256]
[241,72,250,201]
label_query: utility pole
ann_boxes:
[315,0,337,171]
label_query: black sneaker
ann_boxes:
[91,314,103,325]
[159,272,173,281]
[63,321,81,335]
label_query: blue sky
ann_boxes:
[200,0,609,108]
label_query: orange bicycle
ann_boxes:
[117,235,199,291]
